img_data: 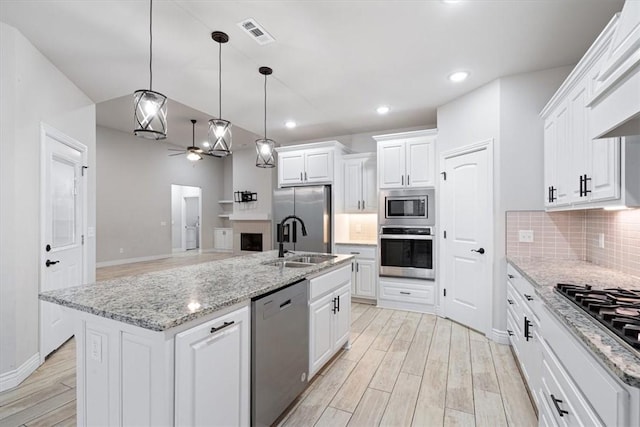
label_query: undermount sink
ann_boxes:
[263,260,314,268]
[263,254,337,268]
[289,254,337,264]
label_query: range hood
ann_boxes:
[588,1,640,139]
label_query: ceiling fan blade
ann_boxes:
[168,153,185,156]
[168,148,185,152]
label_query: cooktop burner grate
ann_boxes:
[555,283,640,351]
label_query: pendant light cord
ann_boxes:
[264,73,267,140]
[149,0,153,91]
[218,41,222,119]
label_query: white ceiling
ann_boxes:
[0,0,625,147]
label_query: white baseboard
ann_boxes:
[377,299,436,314]
[96,254,172,268]
[491,328,510,344]
[0,352,40,392]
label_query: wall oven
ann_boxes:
[379,189,435,226]
[379,226,435,280]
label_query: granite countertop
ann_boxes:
[507,257,640,387]
[39,250,353,332]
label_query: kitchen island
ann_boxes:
[39,250,353,426]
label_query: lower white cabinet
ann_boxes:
[335,244,377,300]
[309,265,351,378]
[378,276,436,313]
[214,227,233,251]
[174,306,250,427]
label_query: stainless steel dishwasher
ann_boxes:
[251,279,309,427]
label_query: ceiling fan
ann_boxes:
[168,119,210,161]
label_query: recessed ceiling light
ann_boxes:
[285,120,297,129]
[377,105,390,115]
[449,71,469,82]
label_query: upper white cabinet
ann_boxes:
[541,14,640,210]
[343,153,377,212]
[374,129,437,189]
[276,141,350,187]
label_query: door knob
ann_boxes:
[46,260,60,267]
[471,248,485,254]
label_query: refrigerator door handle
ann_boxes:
[292,221,297,243]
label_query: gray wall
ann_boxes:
[0,23,96,380]
[436,66,571,336]
[232,147,274,219]
[96,126,226,264]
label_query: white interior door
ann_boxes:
[41,126,86,359]
[441,144,491,334]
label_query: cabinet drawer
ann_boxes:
[506,309,522,354]
[540,339,603,427]
[379,280,435,305]
[507,264,541,316]
[539,306,628,427]
[309,264,351,300]
[506,282,522,322]
[334,244,376,259]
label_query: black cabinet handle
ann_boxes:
[362,200,365,210]
[46,260,59,267]
[551,186,556,202]
[350,251,360,255]
[332,297,337,314]
[400,291,411,295]
[401,175,404,186]
[579,175,584,197]
[471,248,485,254]
[524,294,533,301]
[210,321,235,334]
[407,175,410,186]
[337,295,340,312]
[507,274,515,279]
[507,299,514,305]
[524,316,532,341]
[300,172,303,181]
[583,174,591,195]
[507,330,514,336]
[550,394,569,417]
[356,262,359,272]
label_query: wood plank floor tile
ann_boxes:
[314,407,351,427]
[395,312,421,342]
[379,372,421,427]
[331,348,386,413]
[0,383,70,420]
[0,389,75,426]
[401,314,436,376]
[444,408,476,427]
[350,306,381,334]
[369,339,410,393]
[489,342,537,427]
[470,339,500,393]
[346,388,390,427]
[342,310,393,363]
[473,389,507,427]
[25,401,76,427]
[445,322,474,414]
[468,329,488,343]
[350,303,369,324]
[370,310,408,352]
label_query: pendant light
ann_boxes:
[133,0,168,140]
[255,67,276,168]
[207,31,232,157]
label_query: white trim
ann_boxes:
[372,128,438,142]
[491,328,510,345]
[439,138,495,339]
[40,123,88,363]
[376,299,436,314]
[96,254,172,268]
[0,352,40,392]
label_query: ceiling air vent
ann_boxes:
[237,18,275,45]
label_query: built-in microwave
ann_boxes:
[379,189,435,226]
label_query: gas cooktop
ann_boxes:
[555,283,640,352]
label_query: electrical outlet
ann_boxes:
[90,333,102,363]
[518,230,534,243]
[119,248,124,254]
[598,233,605,248]
[160,221,167,226]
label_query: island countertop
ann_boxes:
[39,250,353,332]
[507,257,640,387]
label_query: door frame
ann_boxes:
[439,138,494,337]
[39,123,88,362]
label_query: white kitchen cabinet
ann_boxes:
[378,277,436,313]
[374,129,437,189]
[275,141,351,187]
[343,153,376,213]
[335,244,377,300]
[214,227,233,252]
[308,264,351,378]
[174,306,250,427]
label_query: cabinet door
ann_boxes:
[175,307,250,427]
[589,137,620,202]
[544,119,558,208]
[554,103,572,206]
[305,149,333,183]
[309,293,335,376]
[223,229,234,251]
[333,284,351,350]
[214,229,225,250]
[406,138,435,187]
[355,259,376,298]
[344,159,363,212]
[278,152,304,186]
[378,141,405,188]
[568,82,590,204]
[361,156,377,212]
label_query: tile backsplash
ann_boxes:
[506,209,640,278]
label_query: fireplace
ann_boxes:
[241,233,263,252]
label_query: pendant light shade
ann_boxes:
[207,31,232,157]
[134,0,167,140]
[256,66,276,168]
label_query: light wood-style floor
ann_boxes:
[0,253,536,427]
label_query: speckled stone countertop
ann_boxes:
[508,257,640,387]
[39,250,353,332]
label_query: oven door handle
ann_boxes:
[380,235,433,240]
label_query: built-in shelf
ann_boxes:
[229,213,271,221]
[218,200,234,204]
[218,214,231,218]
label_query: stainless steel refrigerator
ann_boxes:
[273,185,331,253]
